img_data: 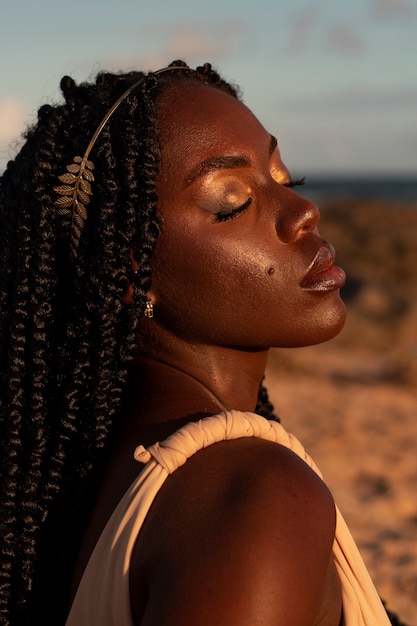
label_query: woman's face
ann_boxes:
[149,81,346,349]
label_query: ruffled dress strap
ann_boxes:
[134,409,320,474]
[66,410,390,626]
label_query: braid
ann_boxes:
[255,377,279,422]
[0,68,163,625]
[0,61,275,625]
[0,102,73,623]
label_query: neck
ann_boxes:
[128,340,269,426]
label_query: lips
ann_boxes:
[301,242,346,292]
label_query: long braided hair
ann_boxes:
[0,60,276,626]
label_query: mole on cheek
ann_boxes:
[268,267,275,275]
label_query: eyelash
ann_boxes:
[214,197,253,223]
[283,177,306,188]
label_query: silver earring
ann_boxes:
[144,300,154,318]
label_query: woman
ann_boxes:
[0,61,402,625]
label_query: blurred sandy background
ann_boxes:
[265,199,417,624]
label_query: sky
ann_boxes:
[1,0,416,177]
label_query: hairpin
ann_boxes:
[54,65,192,259]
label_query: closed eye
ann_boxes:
[214,197,253,223]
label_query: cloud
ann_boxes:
[371,0,417,17]
[102,20,247,73]
[326,23,364,54]
[284,9,364,57]
[282,85,417,114]
[285,7,322,53]
[0,99,26,143]
[163,21,245,60]
[0,99,27,167]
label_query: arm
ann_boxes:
[131,437,341,625]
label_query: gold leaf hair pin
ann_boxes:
[54,65,192,259]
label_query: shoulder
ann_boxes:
[131,435,338,625]
[155,434,337,549]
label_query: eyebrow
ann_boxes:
[183,134,278,188]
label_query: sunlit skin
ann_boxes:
[137,81,346,414]
[74,82,346,625]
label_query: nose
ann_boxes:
[275,191,320,243]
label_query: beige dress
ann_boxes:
[66,410,391,625]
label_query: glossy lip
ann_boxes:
[301,242,346,292]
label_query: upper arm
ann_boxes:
[131,437,338,626]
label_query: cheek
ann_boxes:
[151,227,288,333]
[155,230,274,297]
[151,228,346,348]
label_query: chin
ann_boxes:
[286,297,347,348]
[309,298,347,346]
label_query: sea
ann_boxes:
[293,175,417,207]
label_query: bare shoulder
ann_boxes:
[131,436,342,626]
